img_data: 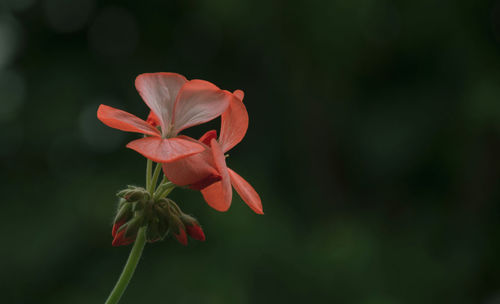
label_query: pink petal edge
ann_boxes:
[126,136,205,163]
[219,92,249,153]
[228,168,263,214]
[200,139,232,211]
[171,80,231,135]
[97,104,161,137]
[135,73,188,132]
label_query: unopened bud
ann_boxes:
[147,216,161,243]
[180,214,206,241]
[131,200,145,212]
[186,223,205,241]
[112,219,126,238]
[125,190,148,202]
[125,214,145,239]
[173,227,188,246]
[112,227,135,246]
[116,186,149,202]
[169,216,187,246]
[114,200,133,225]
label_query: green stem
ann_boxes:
[146,159,153,190]
[148,163,163,194]
[104,226,147,304]
[153,181,174,198]
[156,185,176,200]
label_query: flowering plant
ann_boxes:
[98,72,262,304]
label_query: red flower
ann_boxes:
[163,90,263,214]
[97,72,233,162]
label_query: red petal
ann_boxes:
[174,229,188,246]
[186,224,206,241]
[171,80,231,134]
[126,136,205,163]
[112,220,126,238]
[162,140,217,186]
[219,92,249,153]
[201,139,232,211]
[97,104,161,137]
[199,130,218,146]
[146,111,161,128]
[189,174,222,190]
[228,168,263,214]
[135,73,187,132]
[233,89,244,100]
[112,229,135,246]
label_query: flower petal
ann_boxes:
[146,111,161,128]
[162,141,218,186]
[135,73,188,132]
[171,80,231,134]
[126,136,204,163]
[233,89,244,100]
[186,224,206,241]
[228,168,263,214]
[199,130,218,146]
[201,139,232,211]
[219,91,249,153]
[97,104,161,137]
[174,228,188,246]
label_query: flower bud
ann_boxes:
[173,226,188,246]
[114,199,133,225]
[180,214,206,241]
[146,216,161,243]
[146,214,169,243]
[112,227,135,246]
[112,219,126,238]
[125,190,149,202]
[124,214,145,239]
[186,223,206,241]
[116,186,149,202]
[110,190,205,246]
[169,215,188,246]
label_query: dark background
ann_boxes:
[1,0,500,303]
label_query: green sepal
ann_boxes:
[131,200,144,212]
[146,216,161,242]
[114,200,133,224]
[124,214,144,239]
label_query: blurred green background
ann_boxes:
[1,0,500,303]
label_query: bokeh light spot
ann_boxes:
[88,7,139,59]
[0,16,21,68]
[6,0,36,12]
[44,0,94,33]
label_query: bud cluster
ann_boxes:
[112,185,205,246]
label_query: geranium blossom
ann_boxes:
[97,72,232,162]
[163,90,263,214]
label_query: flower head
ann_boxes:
[97,72,233,162]
[162,90,263,214]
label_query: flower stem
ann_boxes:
[155,184,176,200]
[104,226,147,304]
[146,159,153,190]
[148,163,163,194]
[153,181,174,198]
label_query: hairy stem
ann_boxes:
[104,226,147,304]
[146,159,153,190]
[148,163,162,194]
